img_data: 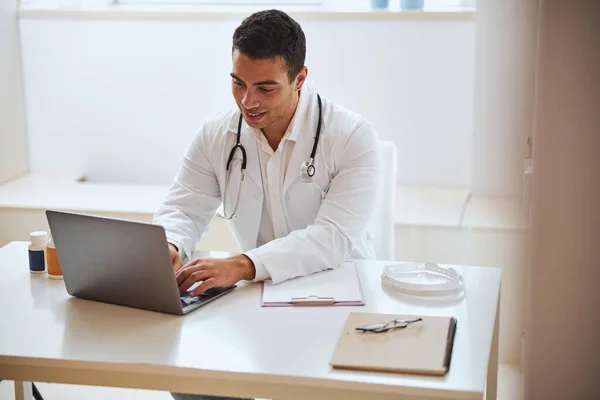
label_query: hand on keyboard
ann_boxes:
[179,287,229,308]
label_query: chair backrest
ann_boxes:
[367,141,397,261]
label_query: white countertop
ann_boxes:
[0,174,169,214]
[1,174,528,230]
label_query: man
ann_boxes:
[154,9,381,400]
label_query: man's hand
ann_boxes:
[168,243,184,273]
[176,255,256,296]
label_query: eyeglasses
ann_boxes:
[356,317,423,333]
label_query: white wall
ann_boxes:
[471,0,539,197]
[0,0,29,184]
[18,16,475,186]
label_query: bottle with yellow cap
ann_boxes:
[28,231,48,274]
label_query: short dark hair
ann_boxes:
[232,9,306,83]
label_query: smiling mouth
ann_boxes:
[244,110,266,121]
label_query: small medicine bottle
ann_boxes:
[28,231,48,274]
[45,237,63,279]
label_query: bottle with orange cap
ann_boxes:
[45,236,63,279]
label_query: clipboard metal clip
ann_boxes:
[290,295,336,305]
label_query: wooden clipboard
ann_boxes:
[330,312,458,376]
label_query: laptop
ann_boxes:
[45,210,236,315]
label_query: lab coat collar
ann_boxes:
[222,111,263,194]
[284,82,314,142]
[282,84,322,194]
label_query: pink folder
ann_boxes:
[260,261,366,307]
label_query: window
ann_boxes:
[116,0,323,4]
[113,0,474,10]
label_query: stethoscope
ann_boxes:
[221,93,323,220]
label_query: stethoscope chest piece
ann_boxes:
[301,159,316,177]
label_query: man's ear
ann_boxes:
[295,66,308,90]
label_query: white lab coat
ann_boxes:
[153,84,382,284]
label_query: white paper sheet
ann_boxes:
[261,261,364,305]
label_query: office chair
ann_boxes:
[367,141,398,261]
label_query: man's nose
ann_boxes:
[241,89,259,109]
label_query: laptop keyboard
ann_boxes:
[179,287,234,309]
[180,293,205,308]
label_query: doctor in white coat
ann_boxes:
[154,9,381,315]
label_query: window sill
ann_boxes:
[18,2,475,21]
[1,174,527,232]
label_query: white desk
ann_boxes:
[0,241,500,400]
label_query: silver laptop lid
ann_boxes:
[46,210,185,315]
